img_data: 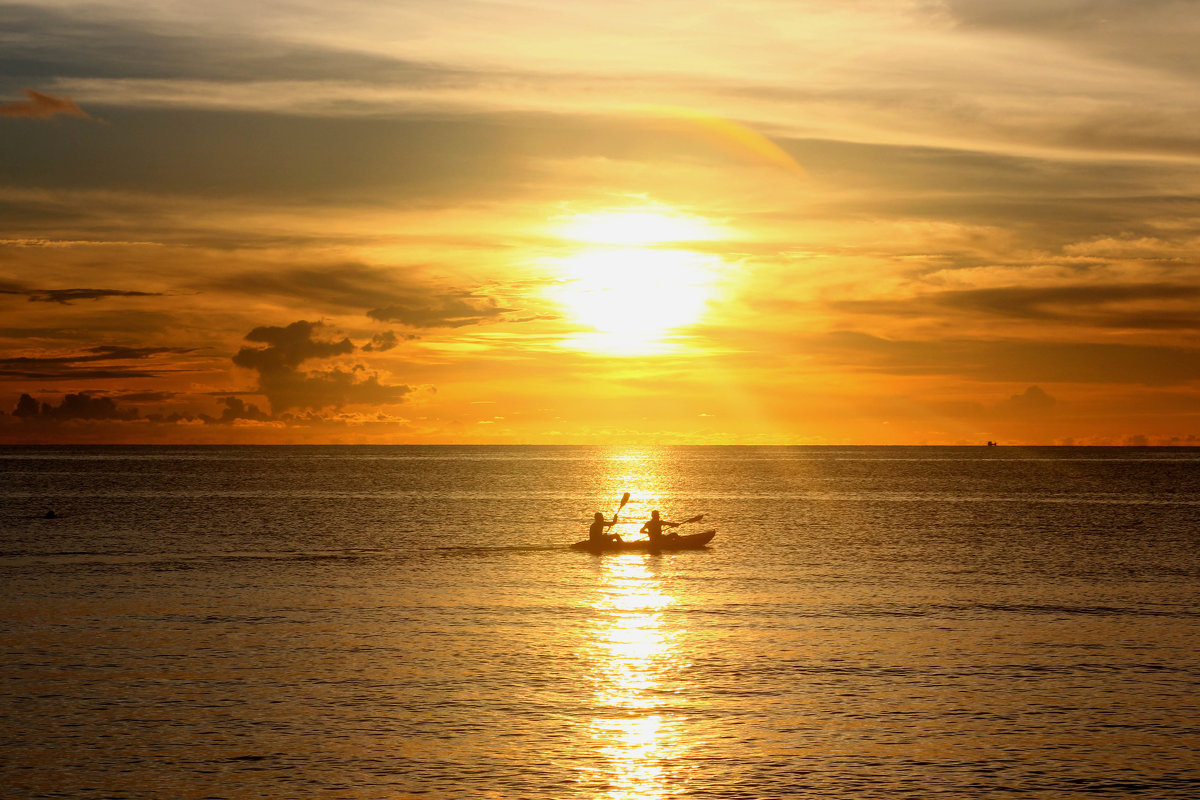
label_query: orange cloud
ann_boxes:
[0,89,91,120]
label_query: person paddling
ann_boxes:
[587,492,630,547]
[639,510,682,545]
[589,512,623,546]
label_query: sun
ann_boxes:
[550,248,721,354]
[545,210,727,355]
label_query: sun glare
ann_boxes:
[558,209,720,246]
[587,555,683,800]
[554,208,720,245]
[547,210,727,355]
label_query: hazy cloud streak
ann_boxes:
[0,286,162,304]
[0,88,90,119]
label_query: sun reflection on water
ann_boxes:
[587,555,685,800]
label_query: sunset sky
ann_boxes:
[2,0,1199,444]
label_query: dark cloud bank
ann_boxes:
[14,391,137,420]
[7,320,413,430]
[10,391,272,427]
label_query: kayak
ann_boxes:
[570,529,716,553]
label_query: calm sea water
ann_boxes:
[2,445,1198,799]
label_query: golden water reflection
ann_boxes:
[588,555,686,800]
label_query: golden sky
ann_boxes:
[2,0,1199,444]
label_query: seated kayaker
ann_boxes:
[590,512,623,545]
[639,510,681,544]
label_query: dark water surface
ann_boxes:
[2,445,1198,798]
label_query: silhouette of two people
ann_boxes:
[589,509,682,546]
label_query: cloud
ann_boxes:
[810,331,1200,386]
[938,0,1200,79]
[995,385,1057,416]
[0,88,91,120]
[202,265,403,312]
[930,385,1058,420]
[211,396,271,424]
[835,283,1200,330]
[10,392,264,428]
[367,293,513,328]
[0,345,196,380]
[0,106,548,203]
[502,314,561,324]
[4,0,1198,170]
[362,330,407,352]
[204,266,391,309]
[0,285,163,304]
[13,392,138,420]
[204,264,515,328]
[0,310,184,344]
[233,321,354,373]
[113,390,177,403]
[0,4,464,86]
[937,284,1200,320]
[231,320,412,413]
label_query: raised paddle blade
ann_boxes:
[611,492,631,524]
[680,514,704,525]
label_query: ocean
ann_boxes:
[2,445,1198,799]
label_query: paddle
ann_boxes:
[643,512,704,535]
[614,492,630,522]
[662,513,704,546]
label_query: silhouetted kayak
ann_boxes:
[569,529,716,553]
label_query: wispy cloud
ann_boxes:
[0,286,162,304]
[0,88,90,119]
[834,283,1200,330]
[0,3,464,86]
[205,264,516,328]
[0,345,196,380]
[811,331,1200,386]
[367,295,512,328]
